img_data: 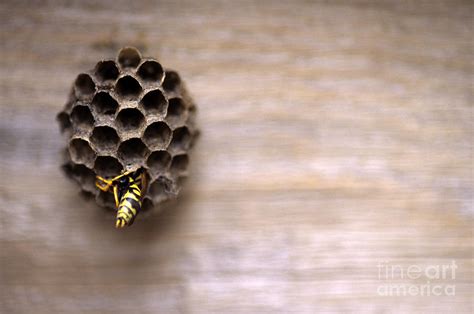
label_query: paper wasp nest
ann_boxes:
[57,47,198,211]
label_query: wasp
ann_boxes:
[95,168,147,228]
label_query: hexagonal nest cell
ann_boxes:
[92,92,119,116]
[74,73,96,99]
[116,108,145,133]
[57,47,198,215]
[117,138,149,166]
[140,89,167,116]
[95,61,119,83]
[138,60,164,82]
[116,75,142,100]
[90,126,120,153]
[143,122,171,150]
[70,105,94,130]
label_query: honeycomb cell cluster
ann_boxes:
[57,47,198,211]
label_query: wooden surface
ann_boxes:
[0,1,473,313]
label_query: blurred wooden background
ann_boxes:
[0,0,472,313]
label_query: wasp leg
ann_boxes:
[113,185,120,208]
[95,171,134,192]
[96,176,114,192]
[140,172,148,200]
[108,170,134,182]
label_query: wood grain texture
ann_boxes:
[0,1,472,313]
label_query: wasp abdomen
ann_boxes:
[116,183,143,228]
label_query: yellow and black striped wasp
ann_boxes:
[95,168,147,228]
